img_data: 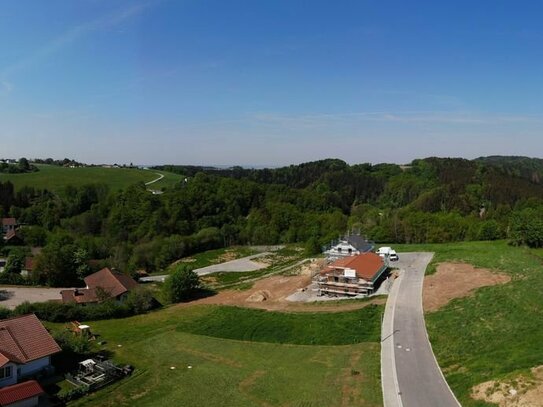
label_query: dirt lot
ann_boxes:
[472,365,543,406]
[0,286,63,309]
[423,262,511,312]
[186,274,385,312]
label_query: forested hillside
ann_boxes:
[1,156,542,286]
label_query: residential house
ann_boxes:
[315,253,388,297]
[0,314,61,389]
[60,267,138,305]
[0,380,44,407]
[1,219,16,236]
[323,233,374,260]
[3,231,23,246]
[20,258,35,278]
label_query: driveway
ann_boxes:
[381,252,460,407]
[0,286,63,310]
[140,252,271,283]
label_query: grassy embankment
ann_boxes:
[395,240,543,406]
[0,164,182,191]
[56,304,383,407]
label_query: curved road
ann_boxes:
[381,252,461,407]
[145,172,165,185]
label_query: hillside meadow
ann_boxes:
[0,164,182,191]
[396,240,543,406]
[51,304,384,407]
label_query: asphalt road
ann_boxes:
[382,252,460,407]
[140,252,271,283]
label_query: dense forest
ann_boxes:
[2,156,543,287]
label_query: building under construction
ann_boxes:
[315,252,388,297]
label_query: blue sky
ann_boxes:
[1,0,543,165]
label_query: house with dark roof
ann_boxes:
[323,233,374,260]
[315,252,388,297]
[60,267,138,305]
[0,314,61,389]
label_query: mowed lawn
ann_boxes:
[0,164,182,191]
[62,304,383,407]
[396,240,543,406]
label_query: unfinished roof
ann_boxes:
[0,380,44,406]
[325,252,386,282]
[0,314,61,366]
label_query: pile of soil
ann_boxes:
[423,262,511,312]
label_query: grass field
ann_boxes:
[55,304,383,406]
[394,240,543,406]
[0,164,182,191]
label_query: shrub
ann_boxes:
[162,265,201,303]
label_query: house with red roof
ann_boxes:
[60,267,138,305]
[0,380,44,407]
[315,252,388,297]
[0,314,61,389]
[1,219,16,236]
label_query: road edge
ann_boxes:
[419,255,462,407]
[381,269,404,407]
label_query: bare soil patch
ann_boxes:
[185,274,385,312]
[423,262,511,312]
[472,366,543,406]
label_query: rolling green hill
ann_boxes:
[0,164,182,191]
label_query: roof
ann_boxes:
[0,314,61,366]
[344,235,374,253]
[84,268,138,297]
[62,268,138,304]
[60,287,99,304]
[324,253,386,282]
[0,380,44,406]
[1,218,16,227]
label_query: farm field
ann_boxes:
[394,240,543,406]
[0,164,182,191]
[57,304,383,407]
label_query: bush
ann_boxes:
[162,265,201,303]
[11,296,155,323]
[124,286,156,314]
[57,385,89,402]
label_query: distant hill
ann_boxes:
[475,155,543,184]
[0,164,182,191]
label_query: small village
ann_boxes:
[0,223,399,406]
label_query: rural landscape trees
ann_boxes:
[2,156,543,286]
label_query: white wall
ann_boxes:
[6,396,40,407]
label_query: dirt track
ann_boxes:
[184,274,385,312]
[423,262,511,312]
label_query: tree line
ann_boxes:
[1,156,543,286]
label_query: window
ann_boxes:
[0,366,12,379]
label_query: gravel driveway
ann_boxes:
[0,286,63,309]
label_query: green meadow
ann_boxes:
[56,304,383,407]
[0,164,182,191]
[396,240,543,406]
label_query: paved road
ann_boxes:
[381,252,460,407]
[0,286,64,309]
[140,252,271,283]
[144,172,165,185]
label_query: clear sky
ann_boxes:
[1,0,543,166]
